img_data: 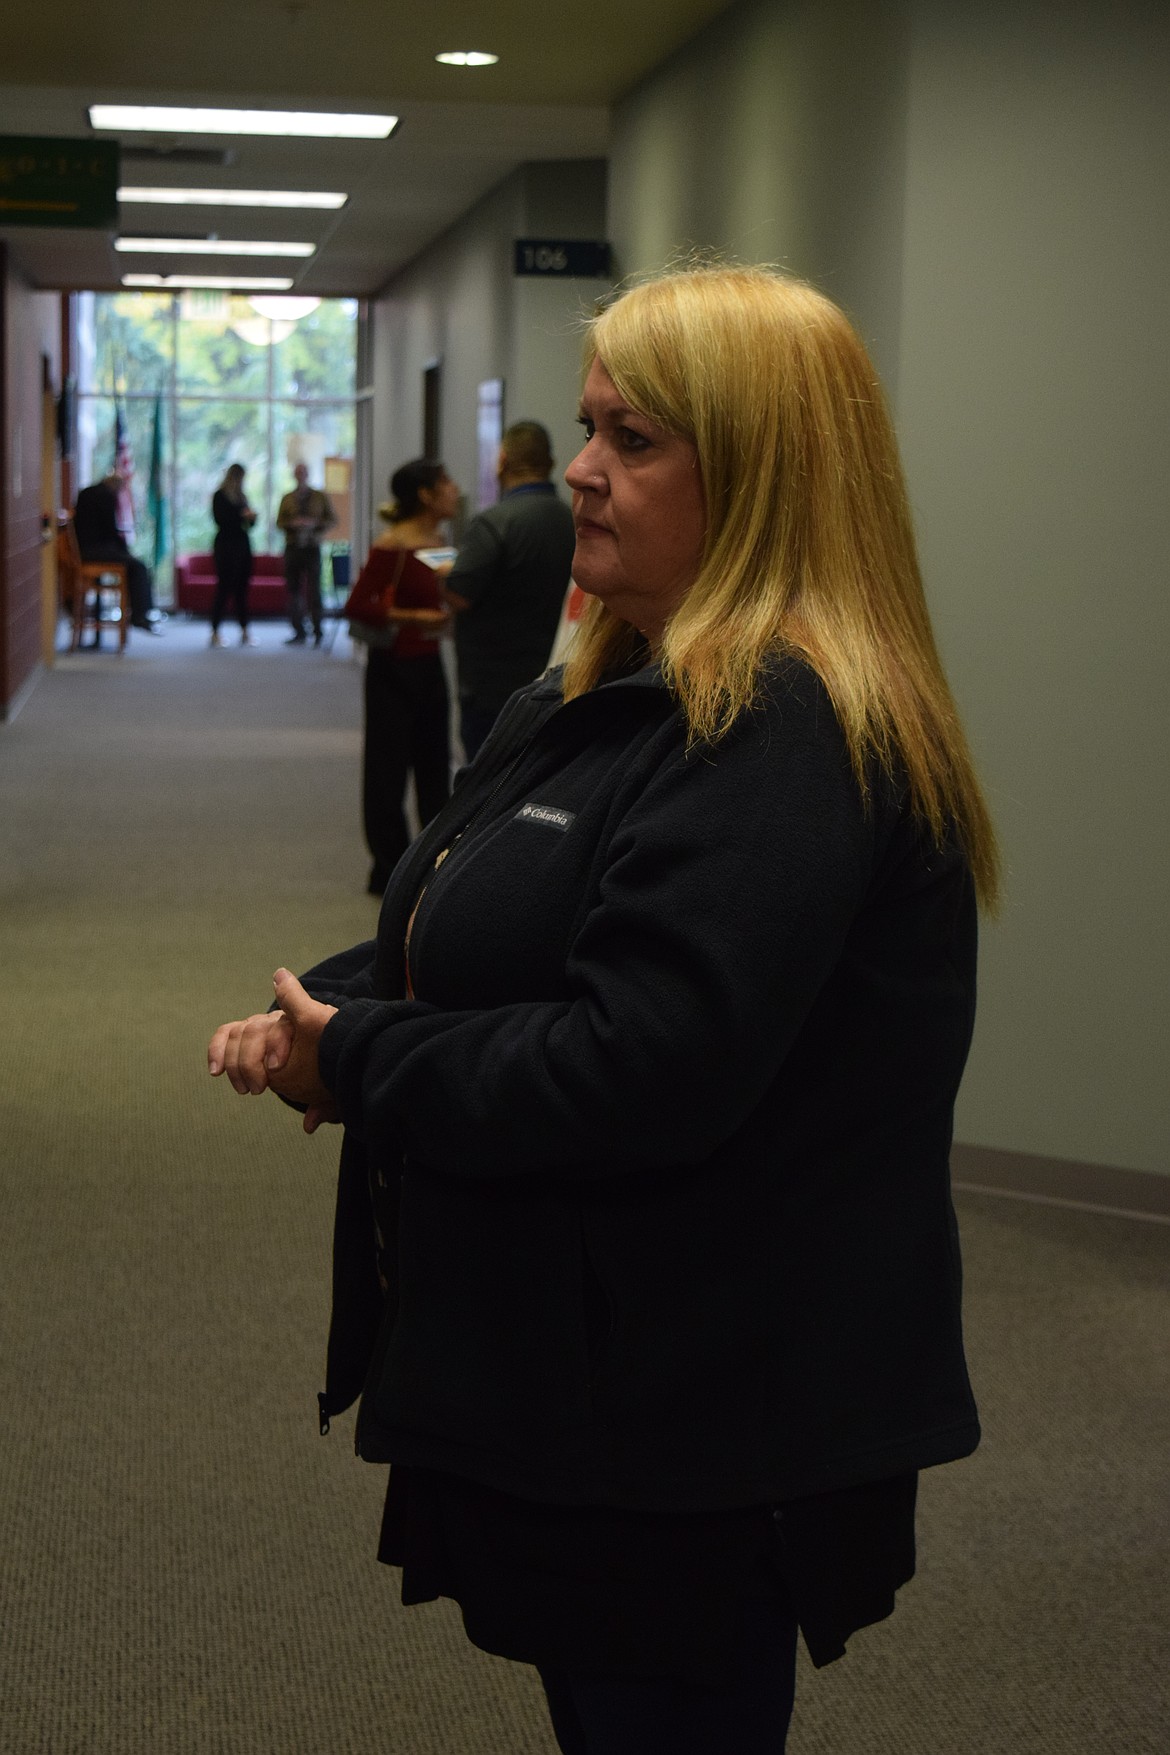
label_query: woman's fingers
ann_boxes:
[220,1022,251,1094]
[209,1012,293,1095]
[265,1034,292,1072]
[304,1100,340,1135]
[207,1021,237,1077]
[223,1016,263,1093]
[272,968,314,1026]
[238,1013,293,1092]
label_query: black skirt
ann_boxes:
[378,1465,917,1687]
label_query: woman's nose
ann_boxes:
[565,446,603,493]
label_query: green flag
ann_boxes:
[147,392,167,570]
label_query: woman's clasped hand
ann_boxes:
[207,967,338,1131]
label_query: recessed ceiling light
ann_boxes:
[121,274,296,290]
[91,105,397,140]
[435,51,499,67]
[115,238,316,257]
[249,296,321,321]
[118,187,347,210]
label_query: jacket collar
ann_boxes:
[532,660,667,703]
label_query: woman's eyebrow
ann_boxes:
[579,397,640,421]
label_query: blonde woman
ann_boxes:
[210,265,998,1754]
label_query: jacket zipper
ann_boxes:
[402,728,541,997]
[403,843,454,998]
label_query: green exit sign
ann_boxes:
[0,136,119,229]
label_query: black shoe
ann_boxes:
[285,631,307,645]
[131,617,163,634]
[313,629,325,647]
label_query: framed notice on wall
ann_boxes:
[324,456,352,544]
[476,379,504,510]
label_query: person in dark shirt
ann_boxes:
[209,463,256,647]
[209,264,1001,1755]
[444,421,575,760]
[72,471,159,632]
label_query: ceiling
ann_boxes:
[1,0,734,297]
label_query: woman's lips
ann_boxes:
[575,519,612,536]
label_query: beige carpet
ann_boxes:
[1,621,1167,1752]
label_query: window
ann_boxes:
[75,291,363,602]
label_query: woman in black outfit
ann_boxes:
[210,265,1001,1754]
[210,463,256,647]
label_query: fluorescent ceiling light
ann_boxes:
[435,51,498,66]
[90,105,397,139]
[115,238,315,257]
[119,187,347,210]
[121,274,295,290]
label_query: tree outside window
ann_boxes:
[76,292,360,605]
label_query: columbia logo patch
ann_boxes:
[516,803,575,831]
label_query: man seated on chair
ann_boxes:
[72,470,161,634]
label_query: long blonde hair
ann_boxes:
[218,462,248,505]
[563,265,1000,910]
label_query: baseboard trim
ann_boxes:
[1,661,43,724]
[952,1142,1170,1225]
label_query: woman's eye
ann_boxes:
[574,417,649,451]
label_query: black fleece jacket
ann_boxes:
[307,658,980,1513]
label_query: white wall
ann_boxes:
[897,0,1170,1172]
[366,0,1169,1174]
[371,161,608,537]
[371,174,519,530]
[608,0,1168,1173]
[608,0,909,386]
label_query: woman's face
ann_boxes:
[424,471,461,522]
[565,359,706,645]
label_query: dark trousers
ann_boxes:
[124,557,154,624]
[285,545,323,636]
[212,547,252,631]
[458,697,501,765]
[537,1598,798,1755]
[363,650,450,891]
[79,545,153,623]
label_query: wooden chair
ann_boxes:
[57,522,130,652]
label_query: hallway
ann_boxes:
[1,630,1166,1753]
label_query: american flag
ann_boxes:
[113,401,136,542]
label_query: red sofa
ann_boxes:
[174,553,289,617]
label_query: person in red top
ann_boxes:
[350,461,459,894]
